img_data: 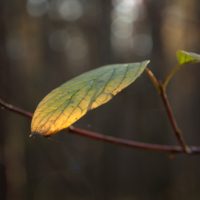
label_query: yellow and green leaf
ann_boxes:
[31,61,149,137]
[177,50,200,65]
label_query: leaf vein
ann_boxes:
[49,80,96,134]
[32,90,77,127]
[36,83,89,133]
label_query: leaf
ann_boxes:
[177,50,200,65]
[163,51,200,88]
[31,61,150,137]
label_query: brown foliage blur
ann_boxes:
[1,0,200,199]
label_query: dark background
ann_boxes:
[1,0,200,199]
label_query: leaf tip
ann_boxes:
[141,60,150,66]
[146,60,150,64]
[30,130,57,138]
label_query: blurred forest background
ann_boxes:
[1,0,200,199]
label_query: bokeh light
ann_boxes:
[66,37,88,60]
[111,17,133,39]
[65,35,90,75]
[58,0,83,21]
[114,1,139,21]
[110,0,148,55]
[132,34,153,56]
[49,30,71,52]
[6,37,27,60]
[27,0,48,17]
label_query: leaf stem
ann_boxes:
[145,68,161,93]
[163,64,182,88]
[0,98,197,154]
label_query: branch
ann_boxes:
[159,84,191,154]
[145,69,191,154]
[145,68,161,93]
[0,99,33,119]
[1,98,200,155]
[68,127,193,154]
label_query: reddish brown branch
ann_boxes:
[0,99,33,119]
[145,68,161,93]
[1,98,200,154]
[145,68,191,154]
[68,127,196,154]
[159,85,191,154]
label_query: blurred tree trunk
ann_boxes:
[98,0,112,66]
[0,1,9,199]
[0,1,28,200]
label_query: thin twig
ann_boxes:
[0,98,199,154]
[163,64,182,88]
[145,68,161,93]
[68,127,198,154]
[0,99,33,119]
[159,85,191,154]
[144,69,191,154]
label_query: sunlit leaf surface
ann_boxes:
[177,50,200,65]
[31,61,150,137]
